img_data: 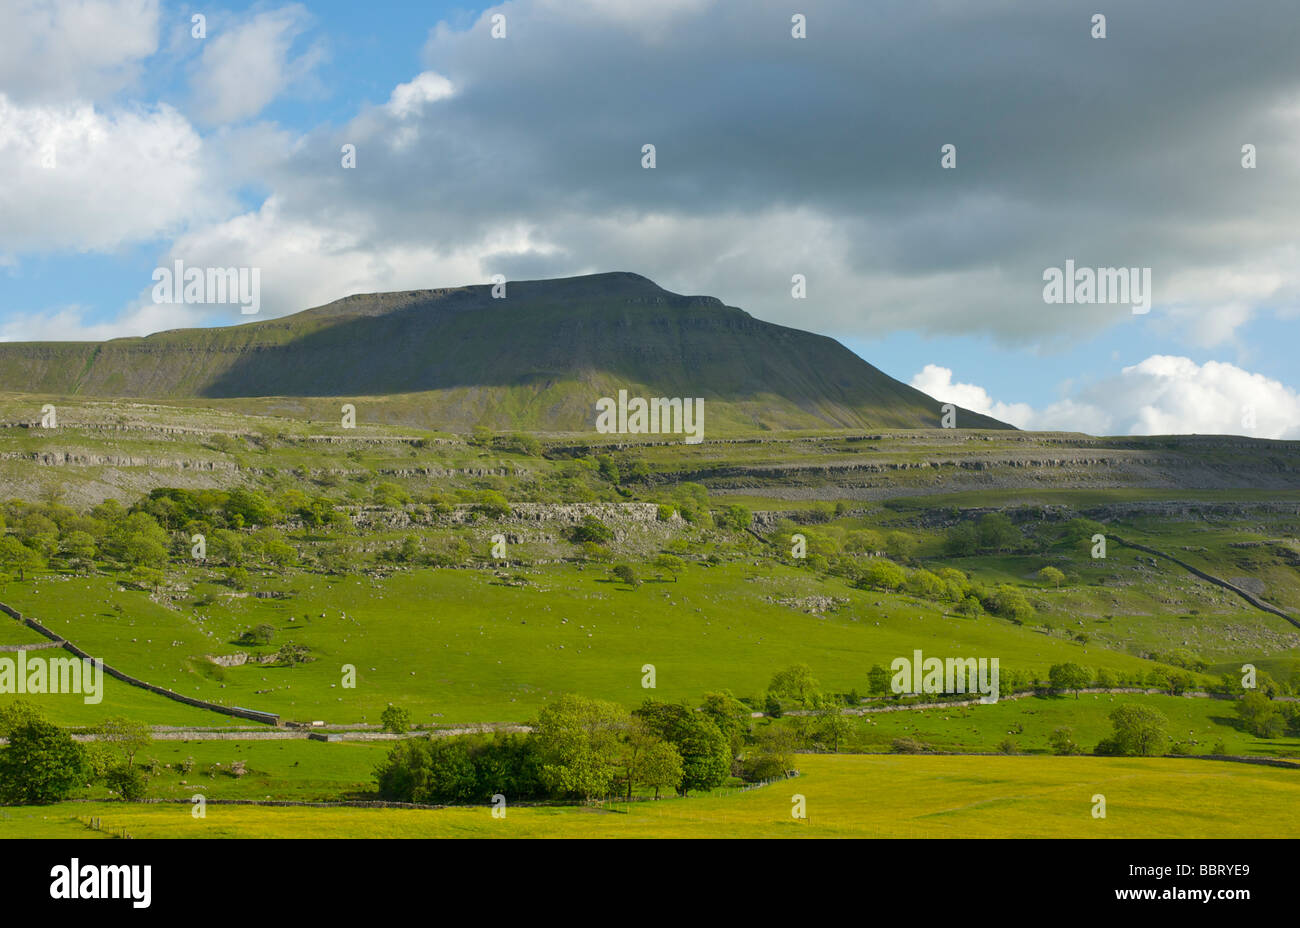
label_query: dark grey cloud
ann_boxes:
[193,0,1300,344]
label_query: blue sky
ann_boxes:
[1,0,1298,437]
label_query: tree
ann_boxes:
[1102,704,1170,756]
[638,741,683,799]
[857,559,906,592]
[223,488,279,527]
[0,536,44,582]
[652,554,685,582]
[815,699,852,752]
[632,701,730,795]
[59,530,98,569]
[1234,692,1284,738]
[843,529,883,554]
[381,705,412,734]
[262,538,299,569]
[371,482,411,507]
[718,505,753,532]
[421,739,479,802]
[1048,662,1091,699]
[238,624,275,647]
[937,567,971,601]
[986,585,1035,622]
[976,513,1022,552]
[534,694,629,801]
[567,516,614,545]
[96,716,151,771]
[610,564,640,588]
[742,725,795,781]
[943,522,979,556]
[0,720,85,804]
[1037,566,1066,588]
[1048,727,1081,755]
[374,738,435,802]
[867,664,891,696]
[769,663,820,707]
[700,690,751,760]
[905,569,945,599]
[473,490,511,519]
[105,764,147,801]
[317,543,353,575]
[884,531,918,562]
[0,700,44,737]
[275,643,313,666]
[596,455,620,485]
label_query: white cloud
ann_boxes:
[0,198,564,340]
[0,94,221,252]
[909,364,1036,428]
[0,301,212,343]
[0,0,159,102]
[385,72,454,119]
[188,5,324,126]
[911,356,1300,438]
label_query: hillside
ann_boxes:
[0,272,1010,432]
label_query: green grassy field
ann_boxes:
[835,693,1300,758]
[1,561,1179,727]
[0,396,1296,840]
[6,753,1297,838]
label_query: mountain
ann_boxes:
[0,272,1012,432]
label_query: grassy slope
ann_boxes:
[1,562,1171,726]
[7,753,1298,838]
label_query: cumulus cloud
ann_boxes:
[188,5,324,126]
[0,0,159,102]
[385,72,455,119]
[0,94,223,253]
[909,365,1036,428]
[912,357,1300,439]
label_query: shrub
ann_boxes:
[610,564,640,587]
[105,764,147,800]
[381,705,412,734]
[857,559,906,592]
[1037,566,1066,587]
[891,736,929,754]
[985,585,1035,622]
[567,516,614,545]
[0,720,84,804]
[238,624,275,646]
[1048,727,1081,755]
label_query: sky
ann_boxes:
[1,0,1298,437]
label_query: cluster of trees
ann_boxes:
[0,491,344,585]
[849,559,1035,622]
[943,514,1105,558]
[375,692,792,805]
[1233,691,1300,738]
[1047,706,1178,757]
[0,703,152,804]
